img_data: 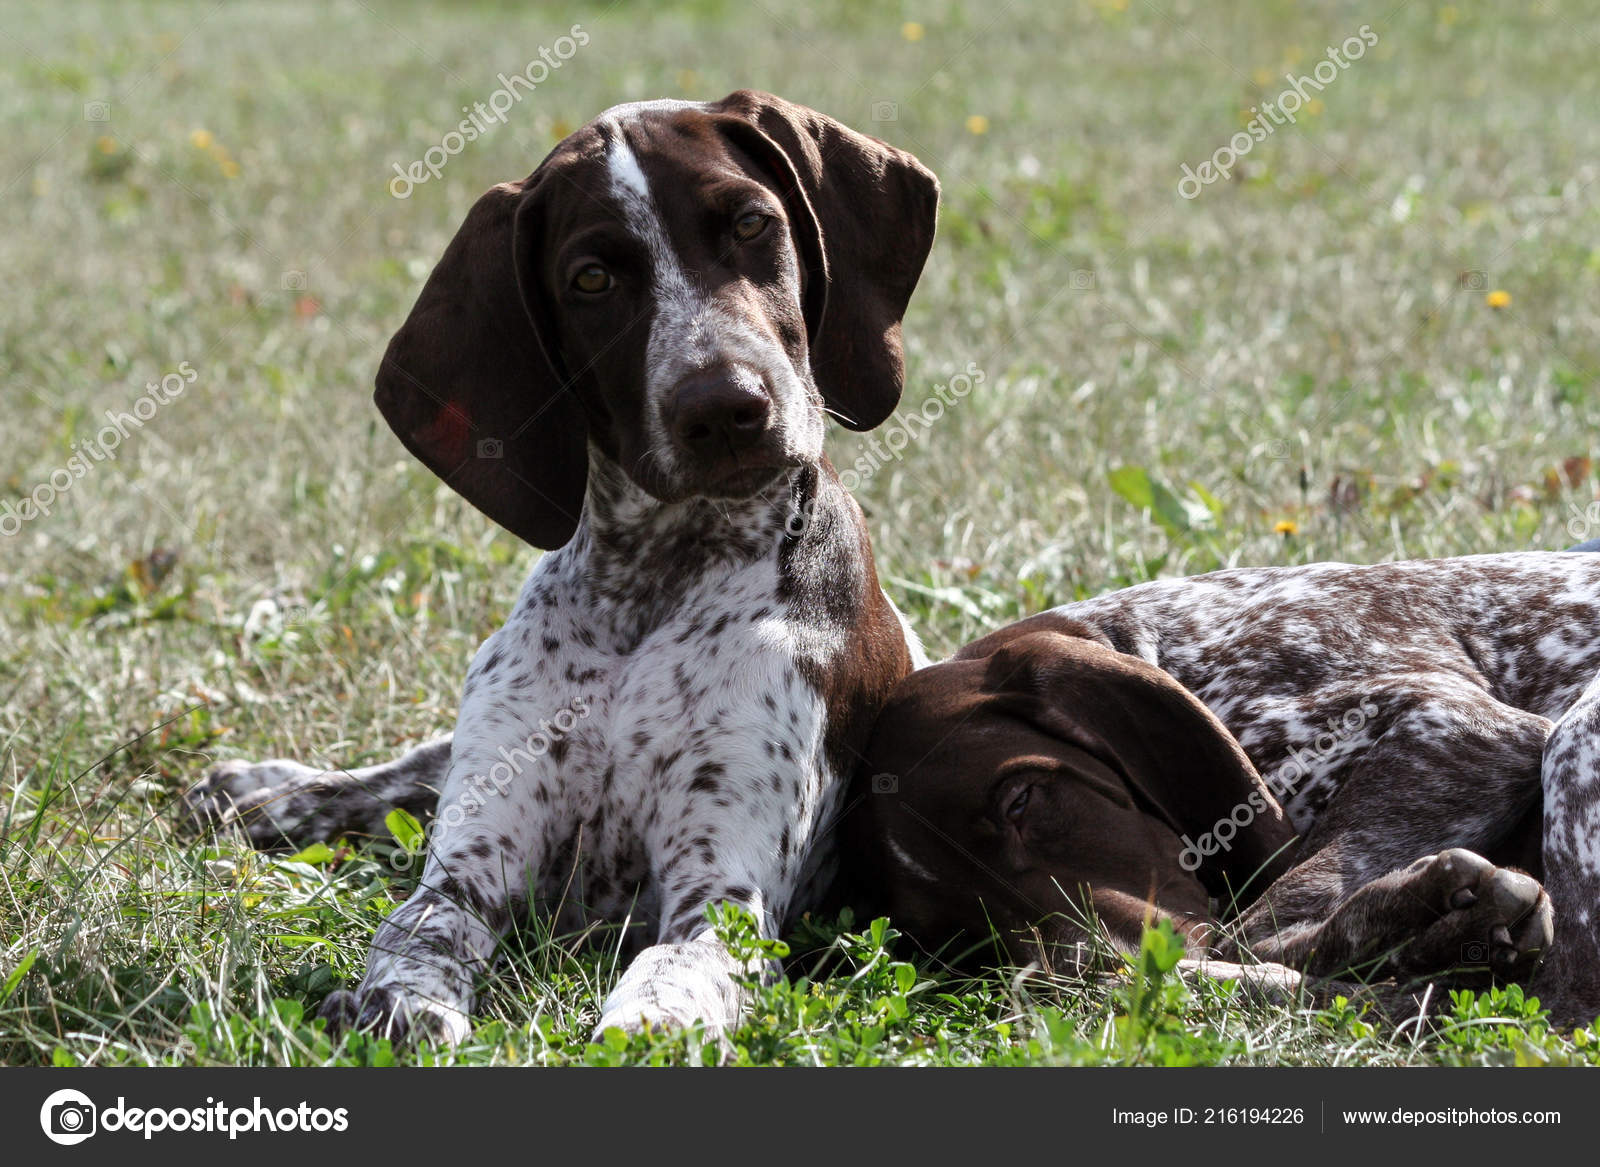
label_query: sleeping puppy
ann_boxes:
[852,623,1297,966]
[851,553,1600,1022]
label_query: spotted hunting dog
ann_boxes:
[189,91,937,1042]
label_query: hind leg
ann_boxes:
[184,736,451,848]
[1224,681,1553,985]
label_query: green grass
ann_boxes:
[5,0,1600,1066]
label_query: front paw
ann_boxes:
[1393,848,1553,981]
[184,758,332,847]
[594,950,743,1041]
[594,998,722,1040]
[319,985,470,1046]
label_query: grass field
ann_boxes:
[5,0,1600,1066]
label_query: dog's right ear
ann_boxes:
[984,631,1299,902]
[706,90,940,433]
[374,177,588,549]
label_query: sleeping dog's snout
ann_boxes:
[665,364,773,458]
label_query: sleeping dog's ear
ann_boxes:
[374,175,588,550]
[985,630,1298,901]
[707,90,941,432]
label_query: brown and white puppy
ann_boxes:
[855,554,1600,1021]
[190,91,938,1042]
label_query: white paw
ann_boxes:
[594,999,729,1040]
[320,984,472,1046]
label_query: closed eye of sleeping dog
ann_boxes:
[852,553,1600,1023]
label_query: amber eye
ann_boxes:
[572,264,613,294]
[732,211,770,242]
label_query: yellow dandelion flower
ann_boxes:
[1274,519,1300,536]
[965,114,989,135]
[219,159,240,179]
[901,21,925,41]
[1251,67,1275,87]
[96,135,118,154]
[551,118,573,141]
[1486,289,1511,309]
[189,128,214,150]
[1306,97,1325,116]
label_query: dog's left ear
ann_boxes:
[984,631,1298,899]
[707,90,940,431]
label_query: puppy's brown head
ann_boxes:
[374,91,940,548]
[853,614,1297,965]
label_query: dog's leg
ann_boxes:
[185,736,451,848]
[594,663,836,1039]
[595,881,776,1041]
[317,708,557,1044]
[594,800,799,1038]
[1532,668,1600,1024]
[1224,685,1552,984]
[1236,846,1551,984]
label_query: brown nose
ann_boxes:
[665,367,772,457]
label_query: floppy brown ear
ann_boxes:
[374,177,588,549]
[983,631,1298,899]
[707,89,940,431]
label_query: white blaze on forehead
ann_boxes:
[598,99,707,205]
[605,132,652,199]
[602,126,702,326]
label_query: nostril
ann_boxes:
[668,367,772,451]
